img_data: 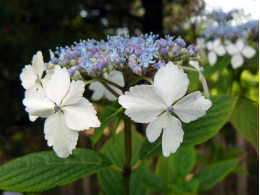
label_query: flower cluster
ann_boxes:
[20,34,211,158]
[197,10,258,68]
[48,34,200,77]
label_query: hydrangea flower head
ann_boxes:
[23,65,101,158]
[119,62,212,157]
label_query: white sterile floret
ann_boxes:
[20,51,51,121]
[189,61,209,98]
[207,39,226,66]
[119,62,212,157]
[23,65,100,158]
[89,70,125,101]
[225,39,256,69]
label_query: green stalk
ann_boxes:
[123,114,132,195]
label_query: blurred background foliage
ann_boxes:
[0,0,258,194]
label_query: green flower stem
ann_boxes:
[101,82,120,98]
[110,165,124,173]
[84,79,98,86]
[128,76,154,86]
[123,114,132,195]
[132,160,142,171]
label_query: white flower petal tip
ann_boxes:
[173,91,212,123]
[162,114,184,157]
[242,46,256,59]
[154,61,189,106]
[119,85,165,123]
[44,112,79,158]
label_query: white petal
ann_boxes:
[226,44,239,55]
[32,51,44,78]
[206,41,213,51]
[231,54,244,69]
[118,85,166,123]
[242,46,256,58]
[215,45,226,56]
[49,49,55,59]
[23,98,54,118]
[173,91,212,123]
[162,113,184,157]
[236,39,245,51]
[29,115,38,122]
[44,112,78,158]
[20,65,37,89]
[199,73,210,99]
[109,70,125,87]
[208,51,217,66]
[89,82,105,101]
[154,62,189,106]
[25,83,45,99]
[46,66,70,104]
[189,61,210,99]
[146,113,167,142]
[62,80,84,105]
[213,39,221,48]
[104,86,118,101]
[63,98,100,130]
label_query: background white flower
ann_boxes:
[23,65,100,158]
[207,39,226,66]
[20,51,51,121]
[119,62,212,157]
[89,70,124,101]
[225,38,256,69]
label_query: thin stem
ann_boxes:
[123,114,132,195]
[110,165,124,173]
[98,78,124,90]
[84,79,98,86]
[101,82,120,98]
[132,160,142,171]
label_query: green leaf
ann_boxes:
[172,179,200,194]
[230,97,259,150]
[141,171,170,192]
[215,70,232,93]
[156,147,196,186]
[98,130,144,195]
[91,101,123,145]
[231,165,248,174]
[139,95,238,159]
[0,149,111,192]
[195,159,238,192]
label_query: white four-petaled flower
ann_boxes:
[89,70,124,101]
[20,51,51,121]
[207,39,226,66]
[23,65,101,158]
[225,39,256,69]
[119,62,212,157]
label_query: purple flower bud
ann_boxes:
[134,48,143,56]
[174,37,186,47]
[51,57,59,64]
[160,39,168,48]
[161,48,168,56]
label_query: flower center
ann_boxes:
[167,106,174,113]
[54,105,61,112]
